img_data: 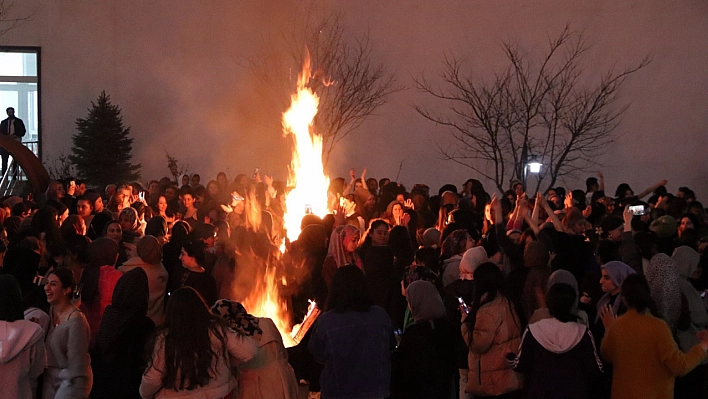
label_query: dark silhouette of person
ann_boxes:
[0,107,26,177]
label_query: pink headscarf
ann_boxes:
[327,225,363,270]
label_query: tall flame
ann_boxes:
[282,54,330,242]
[243,53,328,348]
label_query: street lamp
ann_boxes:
[523,157,542,191]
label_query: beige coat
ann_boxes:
[461,295,523,396]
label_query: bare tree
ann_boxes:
[414,26,649,193]
[0,0,31,38]
[245,11,403,166]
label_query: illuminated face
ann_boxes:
[679,217,694,234]
[157,196,168,213]
[51,183,65,199]
[77,200,92,218]
[94,198,104,213]
[485,203,493,222]
[182,194,195,209]
[392,204,403,220]
[119,214,134,231]
[233,201,245,215]
[600,269,618,293]
[343,232,360,253]
[180,248,198,268]
[106,223,122,242]
[354,181,363,191]
[45,273,72,305]
[371,225,389,246]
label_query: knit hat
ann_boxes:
[650,215,678,239]
[523,241,549,268]
[137,235,162,265]
[600,215,624,235]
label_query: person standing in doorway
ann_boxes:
[0,107,26,177]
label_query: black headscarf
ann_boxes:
[95,267,150,362]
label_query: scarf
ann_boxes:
[547,270,580,314]
[406,280,445,323]
[645,253,681,331]
[595,261,635,322]
[327,225,362,269]
[211,299,263,340]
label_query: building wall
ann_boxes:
[1,0,707,198]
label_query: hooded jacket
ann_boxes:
[512,318,602,399]
[0,320,45,399]
[461,295,523,396]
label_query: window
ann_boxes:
[0,47,40,158]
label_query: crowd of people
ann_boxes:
[1,168,708,399]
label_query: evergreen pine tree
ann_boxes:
[70,91,141,187]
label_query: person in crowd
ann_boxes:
[644,253,682,332]
[144,216,168,244]
[60,214,86,240]
[140,287,257,398]
[163,220,190,292]
[154,195,175,226]
[91,268,155,399]
[118,235,169,326]
[441,229,474,287]
[119,206,143,239]
[181,187,199,226]
[358,219,389,255]
[672,246,708,398]
[511,283,603,399]
[0,275,45,399]
[391,280,455,399]
[600,274,708,399]
[529,269,589,325]
[43,268,92,399]
[322,224,362,288]
[211,299,299,399]
[462,262,523,398]
[79,237,123,346]
[172,238,218,306]
[309,265,394,399]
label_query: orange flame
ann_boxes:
[243,52,328,348]
[282,53,330,242]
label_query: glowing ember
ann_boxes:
[282,53,330,242]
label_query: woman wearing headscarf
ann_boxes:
[645,253,682,332]
[672,246,708,398]
[91,268,155,399]
[441,229,473,288]
[118,206,143,239]
[322,224,362,289]
[529,269,589,325]
[443,245,479,399]
[391,281,455,399]
[211,299,298,399]
[594,261,636,339]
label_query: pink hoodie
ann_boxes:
[0,319,45,399]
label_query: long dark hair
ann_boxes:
[152,287,228,391]
[464,262,514,339]
[325,265,373,313]
[0,275,24,321]
[80,237,119,308]
[621,274,659,317]
[547,283,579,323]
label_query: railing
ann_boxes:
[0,156,22,196]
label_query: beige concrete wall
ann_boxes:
[2,0,707,198]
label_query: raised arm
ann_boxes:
[636,179,668,200]
[539,193,564,233]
